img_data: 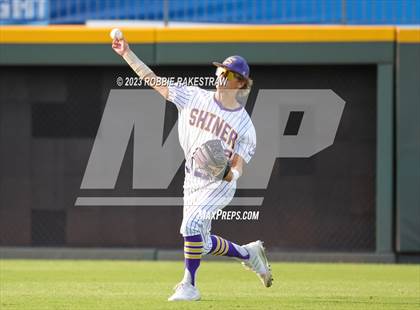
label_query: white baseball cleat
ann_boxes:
[168,282,201,301]
[242,240,273,287]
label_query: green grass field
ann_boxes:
[0,260,418,309]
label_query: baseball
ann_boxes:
[110,28,123,40]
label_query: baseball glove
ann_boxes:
[193,139,230,180]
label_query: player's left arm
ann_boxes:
[223,123,256,182]
[223,154,245,182]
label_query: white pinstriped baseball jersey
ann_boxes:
[167,83,256,239]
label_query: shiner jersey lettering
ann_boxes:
[167,84,256,195]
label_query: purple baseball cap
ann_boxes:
[213,55,250,79]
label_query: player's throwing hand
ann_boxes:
[112,38,129,56]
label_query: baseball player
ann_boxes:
[112,36,272,301]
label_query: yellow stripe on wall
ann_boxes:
[156,25,395,43]
[0,25,396,44]
[0,26,155,44]
[397,28,420,43]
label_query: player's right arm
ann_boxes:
[112,38,168,99]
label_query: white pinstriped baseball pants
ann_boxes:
[180,174,236,254]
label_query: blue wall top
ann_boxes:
[1,0,419,25]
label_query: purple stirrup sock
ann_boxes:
[183,235,203,286]
[209,235,249,259]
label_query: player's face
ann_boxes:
[215,67,246,90]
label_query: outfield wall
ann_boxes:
[0,26,419,255]
[395,28,420,253]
